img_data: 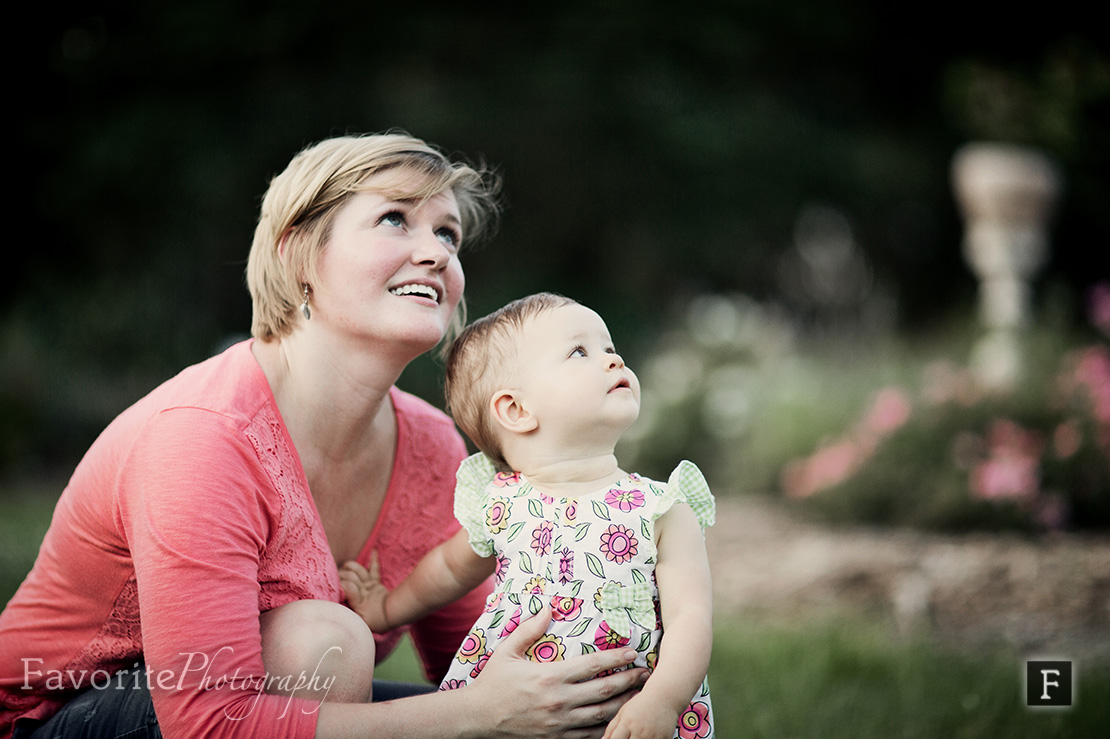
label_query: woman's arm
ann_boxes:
[315,606,649,739]
[603,503,713,739]
[341,530,493,632]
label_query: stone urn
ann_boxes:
[951,142,1063,387]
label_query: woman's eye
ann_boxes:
[436,227,461,249]
[379,211,406,228]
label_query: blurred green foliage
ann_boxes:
[5,1,1109,480]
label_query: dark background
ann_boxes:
[5,0,1107,480]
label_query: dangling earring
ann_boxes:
[300,284,312,320]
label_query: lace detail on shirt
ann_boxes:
[58,576,143,688]
[245,403,343,611]
[373,404,461,589]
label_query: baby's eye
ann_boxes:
[570,346,588,358]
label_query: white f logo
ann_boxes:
[1040,669,1060,700]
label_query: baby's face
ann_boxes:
[509,303,641,438]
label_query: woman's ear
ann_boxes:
[277,227,295,260]
[490,390,538,434]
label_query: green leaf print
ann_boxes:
[490,610,505,630]
[637,632,653,652]
[506,521,526,543]
[574,522,591,542]
[585,552,605,579]
[591,500,611,521]
[567,618,592,638]
[631,568,647,585]
[641,517,654,542]
[518,551,533,574]
[581,643,597,655]
[528,595,543,614]
[528,498,544,519]
[570,580,584,597]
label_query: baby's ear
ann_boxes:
[490,390,538,434]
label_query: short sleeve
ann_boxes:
[453,452,499,557]
[655,460,716,531]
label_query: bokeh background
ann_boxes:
[3,3,1110,734]
[6,1,1107,481]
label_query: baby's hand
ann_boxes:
[339,553,391,632]
[602,691,678,739]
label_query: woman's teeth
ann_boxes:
[390,284,438,302]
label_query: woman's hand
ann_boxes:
[464,605,649,738]
[339,554,391,632]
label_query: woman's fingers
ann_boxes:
[559,647,642,685]
[498,604,555,656]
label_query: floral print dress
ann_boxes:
[441,453,716,739]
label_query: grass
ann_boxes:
[5,492,1107,738]
[375,613,1110,739]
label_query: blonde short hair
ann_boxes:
[247,132,501,342]
[445,292,578,469]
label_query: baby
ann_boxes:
[341,293,715,739]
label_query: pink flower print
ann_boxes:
[557,547,574,585]
[439,679,467,691]
[457,628,487,664]
[492,471,521,487]
[486,497,511,533]
[525,576,546,594]
[526,634,566,662]
[678,701,712,739]
[470,651,491,679]
[499,606,523,639]
[494,553,510,584]
[484,591,504,614]
[539,493,556,505]
[599,524,638,564]
[550,596,582,622]
[604,487,645,513]
[531,520,553,557]
[593,621,631,651]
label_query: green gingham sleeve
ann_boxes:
[655,460,716,532]
[453,452,498,557]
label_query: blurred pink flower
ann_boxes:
[863,387,912,434]
[781,439,863,498]
[971,456,1039,500]
[970,419,1043,501]
[1053,419,1083,459]
[922,360,981,407]
[1088,281,1110,338]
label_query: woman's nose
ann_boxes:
[413,231,451,269]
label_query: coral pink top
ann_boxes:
[0,340,488,738]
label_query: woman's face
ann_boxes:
[310,167,465,356]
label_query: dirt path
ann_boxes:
[705,495,1110,661]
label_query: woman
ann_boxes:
[0,133,647,738]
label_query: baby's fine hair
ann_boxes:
[445,292,579,469]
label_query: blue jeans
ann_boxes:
[14,665,434,738]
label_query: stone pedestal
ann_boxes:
[951,142,1062,388]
